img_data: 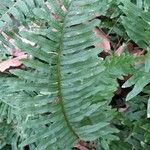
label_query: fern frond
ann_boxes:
[115,1,150,102]
[0,0,120,149]
[120,1,150,48]
[109,96,149,150]
[0,121,17,149]
[123,71,150,100]
[0,0,44,30]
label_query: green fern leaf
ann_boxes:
[147,98,150,118]
[120,1,150,48]
[0,0,43,30]
[0,0,120,149]
[145,49,150,72]
[127,74,150,101]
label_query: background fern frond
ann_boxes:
[120,1,150,48]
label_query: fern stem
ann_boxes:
[56,0,79,139]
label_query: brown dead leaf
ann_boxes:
[127,42,144,56]
[94,27,110,53]
[0,54,28,72]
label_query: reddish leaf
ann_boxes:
[11,49,26,57]
[94,27,110,53]
[74,144,88,150]
[74,141,96,150]
[0,54,28,72]
[74,141,89,150]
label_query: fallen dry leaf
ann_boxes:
[11,49,26,57]
[94,27,110,53]
[74,141,88,150]
[115,43,126,56]
[0,54,28,72]
[118,105,128,112]
[74,144,88,150]
[74,141,96,150]
[127,42,144,56]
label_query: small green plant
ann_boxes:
[0,0,150,149]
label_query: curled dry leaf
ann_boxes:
[118,105,128,112]
[115,41,145,57]
[94,27,110,53]
[0,54,28,72]
[115,43,126,56]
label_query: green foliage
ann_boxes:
[120,0,150,48]
[0,0,150,150]
[110,96,150,150]
[0,0,40,30]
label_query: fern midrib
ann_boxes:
[56,1,79,139]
